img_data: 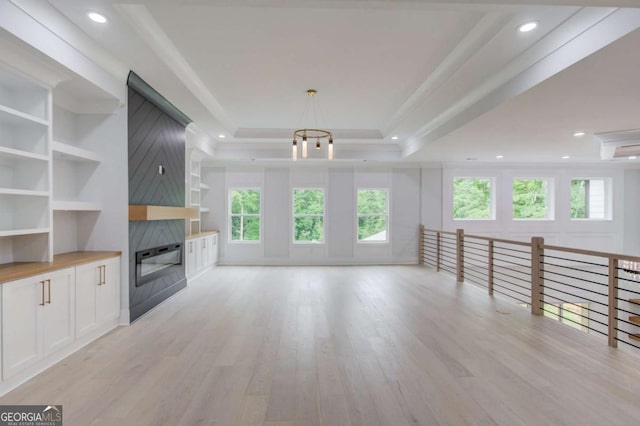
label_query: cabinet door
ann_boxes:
[186,240,196,277]
[2,275,44,379]
[75,261,100,338]
[43,268,75,357]
[205,236,214,266]
[212,234,219,265]
[201,236,209,269]
[97,257,120,323]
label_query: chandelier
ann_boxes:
[292,89,334,161]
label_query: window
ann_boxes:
[571,178,610,219]
[229,188,260,242]
[293,188,324,243]
[512,178,552,219]
[357,189,388,242]
[453,178,493,219]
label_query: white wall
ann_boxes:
[439,164,626,253]
[201,166,421,265]
[623,169,640,256]
[421,166,442,230]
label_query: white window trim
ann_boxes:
[356,188,390,244]
[292,187,325,244]
[228,187,262,243]
[452,177,496,221]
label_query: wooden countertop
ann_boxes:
[0,251,121,284]
[186,230,219,240]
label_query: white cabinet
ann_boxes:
[97,257,120,324]
[186,239,197,277]
[206,234,218,266]
[2,267,75,380]
[201,236,209,269]
[185,232,218,280]
[75,257,120,338]
[212,234,218,265]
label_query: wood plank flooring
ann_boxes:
[2,266,640,425]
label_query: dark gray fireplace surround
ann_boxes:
[127,72,192,322]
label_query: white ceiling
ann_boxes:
[44,0,640,163]
[409,26,640,163]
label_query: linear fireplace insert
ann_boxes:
[135,243,183,287]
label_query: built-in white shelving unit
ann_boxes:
[50,99,122,255]
[0,66,51,263]
[187,155,202,235]
[0,62,127,264]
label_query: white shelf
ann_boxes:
[200,183,209,190]
[0,228,49,238]
[200,207,210,213]
[52,141,101,163]
[191,188,200,192]
[190,218,200,222]
[0,104,48,127]
[191,172,200,178]
[0,188,49,197]
[0,146,48,162]
[52,201,101,211]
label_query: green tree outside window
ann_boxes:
[512,179,549,219]
[229,189,260,241]
[570,179,587,218]
[453,178,492,219]
[357,189,388,241]
[293,189,324,243]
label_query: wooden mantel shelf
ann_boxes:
[129,205,199,221]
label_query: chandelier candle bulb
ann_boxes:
[316,139,321,150]
[302,135,308,158]
[292,139,298,160]
[328,138,334,160]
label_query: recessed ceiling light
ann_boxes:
[518,21,538,33]
[496,155,504,159]
[87,12,107,24]
[391,136,399,140]
[562,155,570,159]
[629,156,637,160]
[573,131,586,137]
[218,134,225,139]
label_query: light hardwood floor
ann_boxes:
[2,266,640,425]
